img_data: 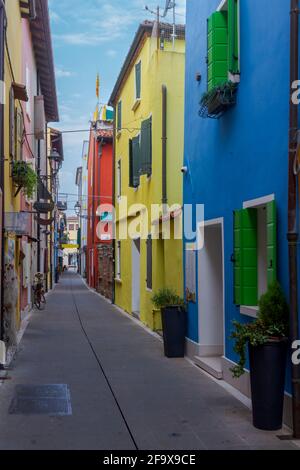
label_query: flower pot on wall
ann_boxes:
[249,339,288,431]
[161,306,186,358]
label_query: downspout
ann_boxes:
[162,85,167,207]
[0,1,6,343]
[92,128,96,288]
[288,0,300,439]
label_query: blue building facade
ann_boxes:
[183,0,295,423]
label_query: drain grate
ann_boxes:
[9,384,72,416]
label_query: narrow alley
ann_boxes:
[0,272,297,451]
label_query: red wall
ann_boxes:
[86,129,113,289]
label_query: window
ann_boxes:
[207,0,240,91]
[135,61,141,100]
[117,159,122,199]
[26,66,31,117]
[233,200,277,306]
[9,86,15,159]
[69,224,74,231]
[76,224,79,230]
[128,117,152,187]
[116,241,121,279]
[117,101,122,132]
[146,235,152,290]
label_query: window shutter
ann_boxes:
[234,210,242,305]
[140,117,152,176]
[228,0,239,74]
[129,139,133,187]
[207,11,228,91]
[234,208,258,305]
[135,62,141,100]
[146,235,152,290]
[266,200,277,285]
[9,87,15,159]
[117,101,122,131]
[132,136,140,187]
[16,110,24,161]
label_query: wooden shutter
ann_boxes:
[129,139,133,187]
[228,0,239,74]
[234,208,258,305]
[234,210,242,305]
[140,117,152,176]
[207,11,228,91]
[132,136,140,187]
[146,235,152,290]
[16,109,24,161]
[117,101,122,131]
[267,200,277,285]
[135,62,141,100]
[9,86,15,159]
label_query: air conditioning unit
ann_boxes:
[34,95,45,140]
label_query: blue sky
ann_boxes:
[48,0,186,213]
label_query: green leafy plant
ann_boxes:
[200,81,237,107]
[12,161,38,199]
[230,281,289,378]
[151,288,185,310]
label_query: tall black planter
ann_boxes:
[249,339,288,431]
[161,306,186,358]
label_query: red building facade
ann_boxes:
[86,120,113,300]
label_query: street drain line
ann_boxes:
[69,277,139,450]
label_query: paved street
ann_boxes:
[0,272,298,450]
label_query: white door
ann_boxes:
[132,239,141,316]
[198,222,224,359]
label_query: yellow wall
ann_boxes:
[3,1,23,326]
[114,34,185,330]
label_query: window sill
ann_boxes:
[132,99,141,112]
[240,305,259,318]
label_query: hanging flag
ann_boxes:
[96,73,100,100]
[93,104,99,122]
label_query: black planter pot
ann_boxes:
[161,306,186,358]
[248,339,288,431]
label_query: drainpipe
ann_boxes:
[0,1,6,343]
[288,0,300,439]
[162,85,167,207]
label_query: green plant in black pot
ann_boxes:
[12,161,38,199]
[152,288,186,358]
[230,281,289,430]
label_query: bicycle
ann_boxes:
[33,273,46,310]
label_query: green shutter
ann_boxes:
[140,117,152,176]
[228,0,239,74]
[207,11,228,91]
[267,200,277,285]
[234,210,242,305]
[117,101,122,131]
[234,208,258,306]
[132,136,140,187]
[135,62,141,100]
[129,139,133,187]
[241,208,258,306]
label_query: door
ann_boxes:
[198,221,224,376]
[132,238,141,316]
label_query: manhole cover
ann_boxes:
[9,384,72,416]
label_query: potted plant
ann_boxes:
[230,281,289,431]
[199,81,237,118]
[152,288,186,358]
[12,161,37,199]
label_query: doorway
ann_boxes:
[197,220,224,379]
[132,238,141,317]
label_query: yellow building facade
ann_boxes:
[110,21,185,330]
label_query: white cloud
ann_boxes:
[106,49,117,58]
[55,67,75,78]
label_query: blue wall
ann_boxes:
[184,0,293,387]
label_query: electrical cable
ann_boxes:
[69,275,139,450]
